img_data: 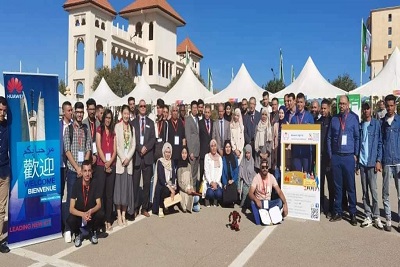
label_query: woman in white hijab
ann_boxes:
[152,142,177,217]
[254,108,273,172]
[230,108,245,162]
[239,144,256,210]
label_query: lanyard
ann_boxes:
[105,130,111,150]
[90,121,95,140]
[172,119,178,133]
[339,112,348,131]
[296,112,305,124]
[82,183,89,208]
[158,120,163,136]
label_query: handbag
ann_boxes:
[223,182,238,204]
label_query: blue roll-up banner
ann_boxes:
[3,73,61,248]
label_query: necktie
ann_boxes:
[206,120,210,134]
[251,114,254,124]
[220,120,224,144]
[141,118,145,136]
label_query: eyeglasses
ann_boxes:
[261,166,268,169]
[75,111,84,114]
[105,116,112,119]
[139,105,146,108]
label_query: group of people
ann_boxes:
[0,89,399,252]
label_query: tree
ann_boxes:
[92,63,135,97]
[331,73,357,92]
[167,68,206,90]
[262,79,285,94]
[59,79,67,95]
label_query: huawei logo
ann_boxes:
[7,77,23,94]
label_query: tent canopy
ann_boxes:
[89,77,120,106]
[109,77,163,106]
[0,83,4,97]
[206,63,265,103]
[162,65,213,105]
[58,92,76,108]
[273,57,346,99]
[352,47,400,96]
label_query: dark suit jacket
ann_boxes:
[167,118,186,161]
[244,110,261,144]
[212,118,231,151]
[131,116,156,166]
[185,114,200,157]
[199,118,214,159]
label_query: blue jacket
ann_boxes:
[327,111,360,158]
[358,118,382,167]
[381,114,400,165]
[221,156,239,186]
[290,110,314,158]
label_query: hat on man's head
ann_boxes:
[362,102,370,110]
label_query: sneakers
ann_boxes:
[158,208,165,218]
[384,220,392,232]
[64,230,72,243]
[74,234,82,247]
[90,231,98,245]
[373,218,384,230]
[361,217,372,228]
[205,199,210,207]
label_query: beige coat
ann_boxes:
[230,124,245,162]
[115,121,136,174]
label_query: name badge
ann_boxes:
[140,136,144,145]
[341,134,347,146]
[105,153,111,161]
[78,151,84,163]
[174,135,179,145]
[92,142,97,154]
[262,200,269,209]
[157,138,163,143]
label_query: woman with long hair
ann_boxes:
[254,108,273,172]
[114,105,136,227]
[230,108,245,162]
[95,109,116,232]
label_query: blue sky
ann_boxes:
[0,0,399,91]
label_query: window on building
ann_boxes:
[166,63,169,79]
[388,40,392,48]
[76,38,85,70]
[95,20,100,28]
[149,22,154,41]
[135,22,142,38]
[149,58,153,76]
[388,14,392,22]
[158,60,161,76]
[388,27,392,35]
[76,81,84,96]
[81,18,86,25]
[162,62,165,77]
[101,22,105,30]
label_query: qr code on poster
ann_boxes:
[311,207,319,219]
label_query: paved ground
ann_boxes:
[2,173,400,267]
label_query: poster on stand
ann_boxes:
[281,124,321,221]
[4,72,61,248]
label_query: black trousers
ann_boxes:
[133,163,153,212]
[95,166,116,223]
[61,167,66,232]
[160,186,171,209]
[67,210,104,235]
[198,158,205,192]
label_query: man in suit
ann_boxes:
[213,103,231,156]
[199,105,214,192]
[185,100,200,188]
[167,104,186,167]
[131,99,156,217]
[244,97,261,158]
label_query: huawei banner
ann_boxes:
[3,73,61,248]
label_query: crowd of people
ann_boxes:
[0,90,399,251]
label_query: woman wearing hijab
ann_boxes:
[203,139,223,207]
[152,142,177,217]
[272,107,287,184]
[177,146,200,213]
[230,108,245,162]
[221,140,239,207]
[114,105,136,227]
[239,144,256,210]
[224,101,232,122]
[254,108,273,172]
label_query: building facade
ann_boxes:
[63,0,202,99]
[369,6,400,78]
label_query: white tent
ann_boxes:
[273,57,346,99]
[58,92,76,108]
[352,47,400,96]
[89,77,120,106]
[109,76,163,106]
[206,63,265,103]
[162,65,213,105]
[0,83,4,97]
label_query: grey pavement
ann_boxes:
[2,172,400,267]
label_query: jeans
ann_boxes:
[359,165,379,219]
[382,165,400,221]
[331,154,357,215]
[205,186,223,200]
[65,169,78,231]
